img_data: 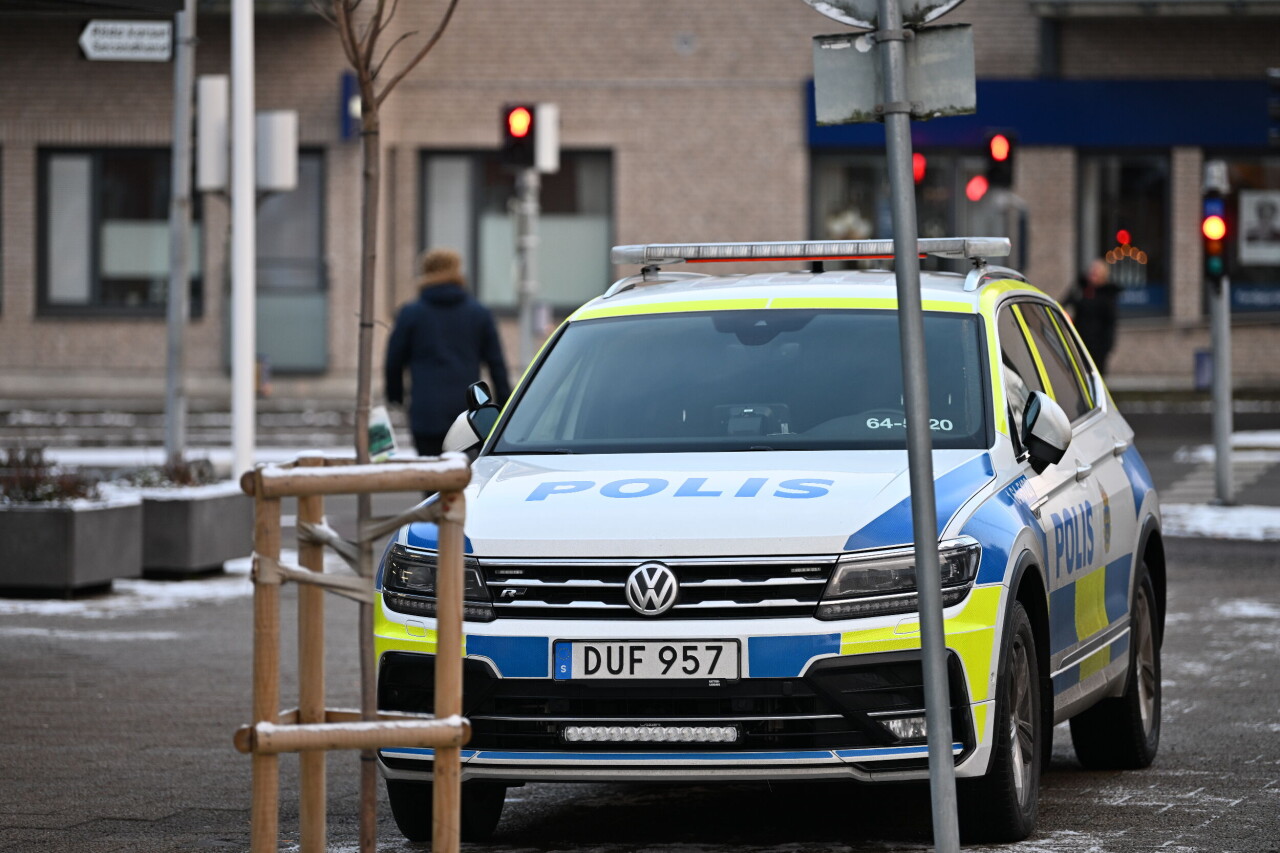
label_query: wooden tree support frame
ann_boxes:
[236,453,471,853]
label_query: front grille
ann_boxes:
[377,650,973,759]
[480,555,837,619]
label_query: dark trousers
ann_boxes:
[411,433,448,499]
[413,432,447,458]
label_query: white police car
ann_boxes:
[375,238,1164,843]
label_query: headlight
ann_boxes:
[815,537,980,621]
[382,543,495,622]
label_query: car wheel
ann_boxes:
[960,600,1040,843]
[385,778,507,843]
[1069,562,1161,770]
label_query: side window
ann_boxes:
[997,306,1044,439]
[1051,309,1099,402]
[1017,303,1092,422]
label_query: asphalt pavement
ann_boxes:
[1,400,1278,852]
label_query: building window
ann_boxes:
[1220,155,1280,314]
[241,149,328,374]
[39,149,202,316]
[1078,154,1169,317]
[420,151,613,312]
[810,151,996,271]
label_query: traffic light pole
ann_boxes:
[1203,162,1233,505]
[515,167,540,370]
[1211,274,1234,504]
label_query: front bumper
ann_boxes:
[378,649,974,783]
[374,585,1003,783]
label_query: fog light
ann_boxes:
[563,725,738,744]
[883,715,928,741]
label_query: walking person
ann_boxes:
[1065,258,1120,376]
[385,248,512,457]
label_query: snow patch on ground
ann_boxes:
[0,548,360,619]
[1159,503,1280,540]
[0,626,180,641]
[1172,429,1280,463]
[1215,599,1280,619]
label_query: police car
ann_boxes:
[375,238,1165,843]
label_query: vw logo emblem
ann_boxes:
[625,562,678,616]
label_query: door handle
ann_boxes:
[1113,439,1130,457]
[1075,463,1093,482]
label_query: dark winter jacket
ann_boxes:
[384,282,512,437]
[1064,277,1120,373]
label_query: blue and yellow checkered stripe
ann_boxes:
[1048,554,1132,693]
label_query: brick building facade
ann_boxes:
[1,0,1278,404]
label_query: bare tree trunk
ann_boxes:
[320,2,464,850]
[355,104,381,853]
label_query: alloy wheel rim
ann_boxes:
[1135,588,1156,735]
[1008,636,1035,806]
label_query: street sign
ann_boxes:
[79,20,173,62]
[813,24,975,124]
[804,0,965,29]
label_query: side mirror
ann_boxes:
[468,381,493,409]
[442,381,502,456]
[1022,390,1071,474]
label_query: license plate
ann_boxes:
[554,640,740,680]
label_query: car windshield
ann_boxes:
[492,309,990,454]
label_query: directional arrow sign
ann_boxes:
[79,20,173,62]
[813,24,975,124]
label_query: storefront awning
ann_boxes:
[1030,0,1280,16]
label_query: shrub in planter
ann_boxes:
[112,459,254,578]
[0,448,141,596]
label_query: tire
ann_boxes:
[960,600,1041,843]
[1069,563,1161,770]
[385,778,507,843]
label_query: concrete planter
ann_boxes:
[139,482,254,577]
[0,498,142,595]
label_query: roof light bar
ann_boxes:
[611,238,1010,266]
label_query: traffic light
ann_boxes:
[1202,194,1228,291]
[500,103,560,172]
[501,103,537,169]
[984,130,1016,189]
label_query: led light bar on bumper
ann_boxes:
[563,725,739,744]
[382,543,495,622]
[815,537,980,620]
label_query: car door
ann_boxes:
[1013,300,1135,713]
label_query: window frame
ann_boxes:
[1011,299,1098,425]
[37,147,203,319]
[808,148,997,274]
[996,300,1047,453]
[1075,150,1172,319]
[418,148,616,315]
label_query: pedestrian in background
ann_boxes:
[385,248,512,457]
[1065,258,1120,376]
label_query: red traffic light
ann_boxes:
[507,106,532,139]
[912,152,927,184]
[965,174,989,202]
[1202,215,1227,241]
[988,133,1011,162]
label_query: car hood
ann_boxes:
[406,449,995,558]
